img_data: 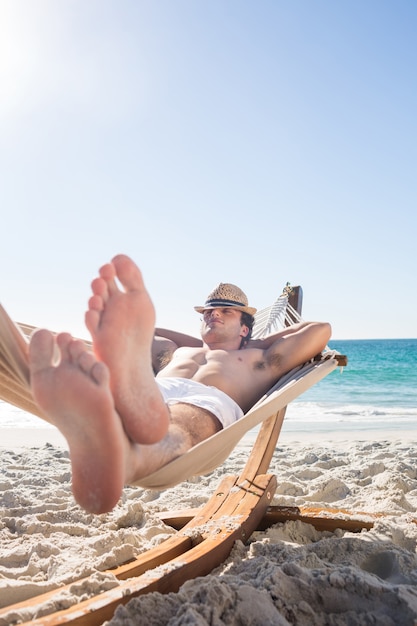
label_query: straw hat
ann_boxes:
[194,283,257,316]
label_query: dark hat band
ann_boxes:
[204,298,246,308]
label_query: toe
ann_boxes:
[90,361,110,386]
[85,307,101,336]
[56,333,73,361]
[76,349,99,377]
[99,263,119,295]
[88,294,105,312]
[68,339,90,366]
[112,254,144,293]
[29,329,56,374]
[90,277,109,301]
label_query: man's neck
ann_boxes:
[203,338,242,352]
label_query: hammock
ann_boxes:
[0,287,343,487]
[252,282,302,338]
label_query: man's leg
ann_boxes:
[127,403,222,479]
[85,254,170,445]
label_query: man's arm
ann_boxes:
[152,329,203,374]
[248,321,324,349]
[154,328,203,348]
[258,321,332,375]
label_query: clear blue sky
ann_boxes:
[1,0,416,340]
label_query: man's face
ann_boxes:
[200,308,249,343]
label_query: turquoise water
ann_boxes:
[1,339,416,435]
[283,338,417,434]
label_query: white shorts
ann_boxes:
[156,377,243,429]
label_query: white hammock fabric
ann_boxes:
[253,284,302,339]
[0,285,340,489]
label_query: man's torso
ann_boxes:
[156,345,281,413]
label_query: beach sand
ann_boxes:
[0,427,416,625]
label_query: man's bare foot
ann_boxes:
[29,329,127,514]
[85,254,170,445]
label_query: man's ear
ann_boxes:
[240,324,249,338]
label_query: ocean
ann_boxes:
[0,338,416,436]
[283,338,417,435]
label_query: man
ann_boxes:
[29,254,331,514]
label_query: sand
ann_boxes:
[0,428,416,625]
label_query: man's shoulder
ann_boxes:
[174,345,210,360]
[174,344,204,354]
[241,343,266,354]
[238,345,268,362]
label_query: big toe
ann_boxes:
[29,329,56,374]
[112,254,144,292]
